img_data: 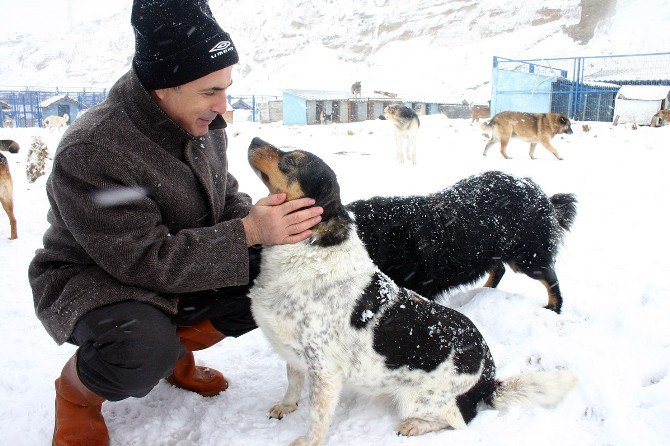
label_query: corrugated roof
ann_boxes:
[283,89,393,101]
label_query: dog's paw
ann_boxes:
[269,402,298,420]
[397,418,448,436]
[288,436,307,446]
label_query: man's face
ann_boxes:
[152,65,233,137]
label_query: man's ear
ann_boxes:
[152,87,174,101]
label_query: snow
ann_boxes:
[617,85,670,101]
[2,115,670,445]
[2,0,670,444]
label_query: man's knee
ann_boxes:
[72,301,182,401]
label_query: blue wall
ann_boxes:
[283,92,307,125]
[491,69,556,115]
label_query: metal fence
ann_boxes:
[492,52,670,122]
[0,88,108,128]
[0,86,279,128]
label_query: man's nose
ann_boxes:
[212,96,228,114]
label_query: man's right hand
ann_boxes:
[241,193,323,246]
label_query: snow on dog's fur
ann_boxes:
[346,171,577,313]
[246,137,576,446]
[382,104,420,164]
[43,114,69,130]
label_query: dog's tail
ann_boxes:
[550,193,577,231]
[488,371,577,410]
[480,119,493,136]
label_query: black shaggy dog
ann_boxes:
[346,171,576,313]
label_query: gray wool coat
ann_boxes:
[29,69,253,345]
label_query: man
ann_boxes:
[28,1,323,445]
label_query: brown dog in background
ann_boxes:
[654,109,670,124]
[470,104,490,123]
[0,153,17,239]
[482,111,573,160]
[0,139,20,153]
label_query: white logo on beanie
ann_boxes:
[209,41,231,52]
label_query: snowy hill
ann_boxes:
[1,0,669,100]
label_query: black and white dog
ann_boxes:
[347,172,577,313]
[247,137,576,446]
[382,104,420,164]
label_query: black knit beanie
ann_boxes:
[132,0,239,90]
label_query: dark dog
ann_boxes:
[351,81,361,98]
[482,111,573,160]
[347,171,576,313]
[0,139,20,153]
[246,137,576,445]
[0,153,17,239]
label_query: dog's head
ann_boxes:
[0,140,20,154]
[551,113,573,135]
[248,137,353,246]
[382,104,403,121]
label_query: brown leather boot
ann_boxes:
[166,319,228,397]
[53,353,109,446]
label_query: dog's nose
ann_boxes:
[249,137,268,149]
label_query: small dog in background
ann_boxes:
[0,153,17,239]
[470,103,490,123]
[351,81,361,98]
[482,111,573,160]
[383,104,420,164]
[0,140,20,153]
[246,137,576,445]
[43,114,69,130]
[654,109,670,125]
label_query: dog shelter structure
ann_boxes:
[490,52,670,122]
[282,89,462,125]
[612,85,670,126]
[40,94,83,124]
[282,89,400,125]
[0,100,11,127]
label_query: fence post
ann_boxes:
[252,95,256,122]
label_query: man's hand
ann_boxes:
[242,194,323,246]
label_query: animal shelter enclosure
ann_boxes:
[490,52,670,124]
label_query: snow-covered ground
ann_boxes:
[1,115,669,445]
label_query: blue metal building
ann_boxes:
[40,94,82,124]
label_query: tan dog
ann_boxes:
[0,153,17,239]
[654,109,670,124]
[470,104,490,123]
[43,113,69,130]
[0,139,20,153]
[482,111,573,160]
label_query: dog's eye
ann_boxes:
[559,116,567,124]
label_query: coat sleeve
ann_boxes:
[221,171,253,221]
[48,145,250,294]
